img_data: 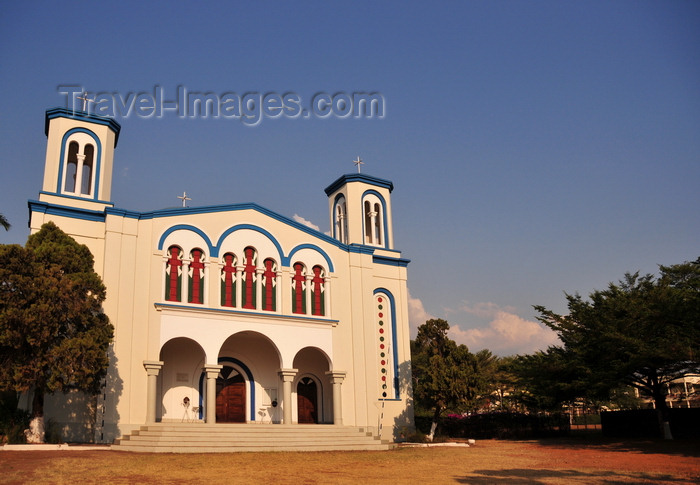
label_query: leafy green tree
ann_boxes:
[0,222,113,442]
[534,259,700,438]
[0,213,10,231]
[411,319,484,439]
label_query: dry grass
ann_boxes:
[1,438,699,484]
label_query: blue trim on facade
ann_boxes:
[372,255,411,267]
[324,173,394,196]
[361,189,390,249]
[39,191,113,206]
[286,243,335,272]
[54,128,103,201]
[197,357,257,421]
[28,200,106,222]
[374,288,400,400]
[45,107,121,146]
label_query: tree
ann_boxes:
[0,213,10,231]
[534,259,700,438]
[411,319,484,439]
[0,222,113,442]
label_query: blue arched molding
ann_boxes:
[55,128,103,200]
[331,192,346,241]
[286,243,335,272]
[198,357,256,421]
[157,225,216,255]
[158,223,334,271]
[213,224,284,261]
[361,189,390,249]
[373,288,399,399]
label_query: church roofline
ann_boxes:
[323,173,394,196]
[45,107,122,147]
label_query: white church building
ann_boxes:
[26,107,414,444]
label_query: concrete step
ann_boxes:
[112,424,395,453]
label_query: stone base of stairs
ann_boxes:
[111,423,396,453]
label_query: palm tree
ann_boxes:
[0,213,10,231]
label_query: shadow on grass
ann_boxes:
[455,468,694,484]
[530,434,700,458]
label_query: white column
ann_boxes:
[235,265,243,308]
[275,270,282,313]
[325,371,346,425]
[323,276,332,317]
[369,211,378,245]
[256,268,263,310]
[181,260,190,302]
[204,364,223,425]
[143,361,164,424]
[305,275,312,315]
[278,369,298,424]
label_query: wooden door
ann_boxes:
[297,377,318,424]
[216,369,246,423]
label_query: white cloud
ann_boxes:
[292,214,320,232]
[448,303,560,356]
[407,290,435,338]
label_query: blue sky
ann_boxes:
[1,1,698,355]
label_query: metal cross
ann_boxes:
[177,191,192,207]
[77,92,94,112]
[353,157,364,173]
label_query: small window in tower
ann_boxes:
[64,141,79,193]
[364,200,372,243]
[81,144,94,195]
[374,202,382,246]
[241,247,257,309]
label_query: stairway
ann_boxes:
[112,423,396,453]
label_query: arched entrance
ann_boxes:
[216,366,246,423]
[297,377,318,424]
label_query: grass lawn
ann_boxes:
[1,437,698,484]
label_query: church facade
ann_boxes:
[26,108,414,443]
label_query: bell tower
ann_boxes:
[324,171,395,249]
[39,107,121,210]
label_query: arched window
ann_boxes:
[373,202,382,246]
[364,200,372,244]
[61,132,97,197]
[64,141,79,192]
[188,248,205,304]
[165,246,183,302]
[241,247,257,309]
[81,144,95,195]
[334,195,348,244]
[292,262,306,314]
[311,265,326,316]
[363,193,385,247]
[262,258,277,311]
[220,252,237,307]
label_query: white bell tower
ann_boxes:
[325,167,395,249]
[39,107,121,210]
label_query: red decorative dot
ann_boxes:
[380,344,385,349]
[382,376,386,381]
[379,328,384,334]
[377,297,383,303]
[381,360,386,365]
[378,313,383,318]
